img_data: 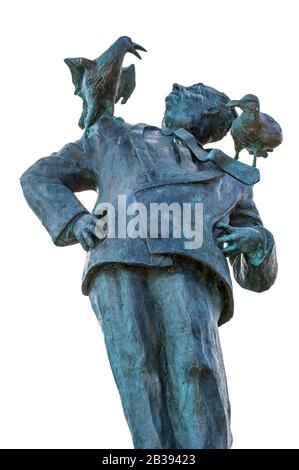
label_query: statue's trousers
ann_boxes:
[89,257,232,449]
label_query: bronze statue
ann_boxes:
[20,37,279,449]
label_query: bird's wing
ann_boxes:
[64,57,93,95]
[260,113,283,146]
[262,113,283,132]
[115,64,136,104]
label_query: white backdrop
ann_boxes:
[1,0,298,449]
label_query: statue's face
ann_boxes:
[163,83,203,130]
[163,82,236,144]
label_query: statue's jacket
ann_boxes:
[20,116,278,325]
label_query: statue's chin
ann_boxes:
[162,112,170,128]
[163,112,180,130]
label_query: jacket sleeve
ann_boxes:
[20,140,97,247]
[228,186,278,292]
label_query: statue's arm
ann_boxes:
[20,142,96,247]
[228,187,278,292]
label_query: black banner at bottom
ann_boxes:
[0,449,297,467]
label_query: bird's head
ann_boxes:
[226,94,260,113]
[112,36,147,60]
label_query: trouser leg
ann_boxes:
[89,264,175,449]
[148,260,232,449]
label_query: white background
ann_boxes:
[1,0,298,449]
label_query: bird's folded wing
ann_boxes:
[115,64,136,104]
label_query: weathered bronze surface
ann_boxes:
[20,37,279,449]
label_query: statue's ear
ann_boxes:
[206,106,219,116]
[64,57,93,95]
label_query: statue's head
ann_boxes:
[163,83,237,144]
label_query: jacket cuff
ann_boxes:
[245,227,274,267]
[54,210,89,247]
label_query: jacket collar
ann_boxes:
[172,128,260,185]
[129,124,223,184]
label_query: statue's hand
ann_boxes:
[216,223,265,258]
[72,214,100,251]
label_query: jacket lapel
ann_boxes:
[128,124,158,181]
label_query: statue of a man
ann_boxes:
[20,76,277,448]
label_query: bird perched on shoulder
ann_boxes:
[226,94,283,167]
[64,36,146,136]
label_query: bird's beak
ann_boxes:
[226,100,241,108]
[129,43,147,59]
